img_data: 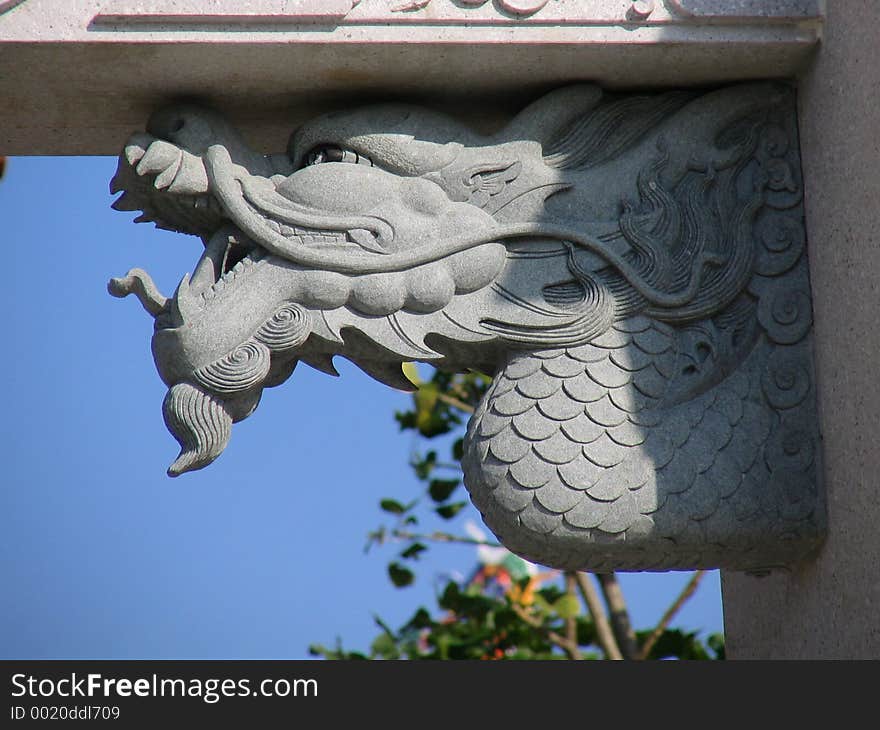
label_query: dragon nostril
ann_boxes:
[171,118,185,134]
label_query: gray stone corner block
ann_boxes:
[107,82,825,573]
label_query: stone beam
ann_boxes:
[0,0,823,155]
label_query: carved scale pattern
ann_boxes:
[463,314,819,572]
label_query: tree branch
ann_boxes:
[596,573,639,660]
[510,603,581,660]
[574,572,623,660]
[435,392,475,414]
[564,573,578,653]
[390,529,502,548]
[638,570,706,660]
[433,462,465,471]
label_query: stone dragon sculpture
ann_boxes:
[109,83,824,571]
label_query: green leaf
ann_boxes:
[637,628,710,660]
[380,498,406,515]
[575,616,597,646]
[370,632,400,660]
[435,633,451,661]
[428,478,460,503]
[531,593,553,616]
[400,542,427,560]
[412,451,437,480]
[411,380,460,438]
[373,614,397,636]
[707,633,726,660]
[403,608,433,631]
[365,527,386,550]
[401,361,421,387]
[435,502,467,520]
[388,562,415,588]
[307,643,368,661]
[452,438,465,461]
[553,594,581,620]
[537,585,565,603]
[439,581,463,611]
[394,410,417,431]
[414,384,439,422]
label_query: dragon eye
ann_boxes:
[305,146,373,167]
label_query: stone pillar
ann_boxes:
[721,1,880,659]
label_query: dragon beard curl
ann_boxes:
[163,382,233,477]
[161,304,313,476]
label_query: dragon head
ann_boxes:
[109,84,791,476]
[110,102,516,475]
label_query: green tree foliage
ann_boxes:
[310,368,724,660]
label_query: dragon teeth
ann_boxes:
[195,252,266,305]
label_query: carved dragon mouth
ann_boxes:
[185,230,265,302]
[107,229,270,327]
[166,221,351,326]
[108,135,371,323]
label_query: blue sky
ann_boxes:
[0,156,722,659]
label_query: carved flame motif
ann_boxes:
[109,84,824,571]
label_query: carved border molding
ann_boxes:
[92,0,823,29]
[95,1,361,25]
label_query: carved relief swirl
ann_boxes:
[757,124,789,159]
[758,286,812,345]
[762,348,810,410]
[756,124,802,211]
[391,0,549,17]
[497,0,549,16]
[256,303,312,352]
[766,425,815,474]
[754,212,805,276]
[194,341,271,394]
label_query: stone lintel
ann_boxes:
[0,0,822,155]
